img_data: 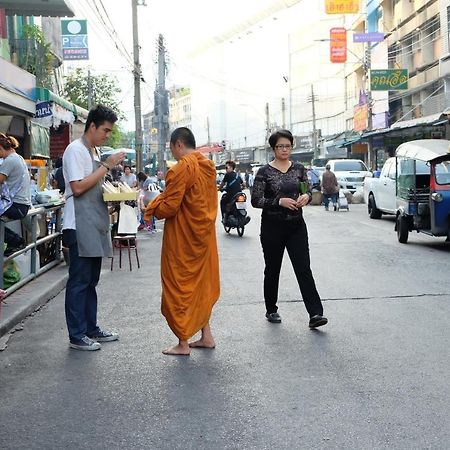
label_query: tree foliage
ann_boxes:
[63,68,123,117]
[63,68,125,148]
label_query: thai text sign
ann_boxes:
[325,0,359,14]
[61,19,89,60]
[354,104,368,131]
[370,69,408,90]
[330,28,347,63]
[353,32,384,43]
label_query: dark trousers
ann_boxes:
[260,218,323,317]
[63,229,101,341]
[2,202,29,247]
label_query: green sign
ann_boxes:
[61,19,88,36]
[370,69,408,91]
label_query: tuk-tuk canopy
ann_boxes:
[396,139,450,162]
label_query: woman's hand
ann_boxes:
[279,197,298,211]
[296,193,310,208]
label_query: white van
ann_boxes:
[326,159,372,193]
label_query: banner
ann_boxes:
[354,104,368,132]
[330,28,347,63]
[326,0,359,14]
[370,69,408,91]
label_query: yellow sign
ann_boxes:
[354,104,368,132]
[326,0,359,14]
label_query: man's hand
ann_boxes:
[296,193,310,208]
[105,152,126,168]
[279,197,298,211]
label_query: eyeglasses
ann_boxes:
[275,144,293,150]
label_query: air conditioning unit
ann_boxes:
[439,53,450,77]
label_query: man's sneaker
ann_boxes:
[333,203,337,211]
[69,336,101,351]
[265,312,282,323]
[309,315,328,328]
[87,329,119,342]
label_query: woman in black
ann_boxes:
[251,129,327,328]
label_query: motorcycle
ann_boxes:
[221,191,251,237]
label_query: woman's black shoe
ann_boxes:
[309,315,328,328]
[265,312,282,323]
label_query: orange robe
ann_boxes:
[144,152,220,340]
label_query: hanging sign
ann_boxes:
[61,19,89,60]
[353,32,385,43]
[330,28,347,63]
[326,0,359,14]
[370,69,408,91]
[354,104,368,131]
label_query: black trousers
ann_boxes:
[2,202,29,247]
[260,218,323,317]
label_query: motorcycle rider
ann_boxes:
[218,160,244,223]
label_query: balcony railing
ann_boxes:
[9,38,52,88]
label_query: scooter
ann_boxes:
[221,191,251,237]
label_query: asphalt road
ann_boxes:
[1,199,450,449]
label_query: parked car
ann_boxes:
[327,159,372,193]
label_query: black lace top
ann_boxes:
[251,162,311,223]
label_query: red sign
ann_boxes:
[50,124,70,159]
[0,9,6,39]
[330,27,347,63]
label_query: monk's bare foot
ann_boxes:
[162,344,190,356]
[189,338,216,349]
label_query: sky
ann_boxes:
[64,0,300,130]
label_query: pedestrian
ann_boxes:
[248,169,255,195]
[144,127,220,355]
[62,105,126,351]
[306,165,321,191]
[120,165,137,188]
[218,160,244,222]
[251,129,327,328]
[321,164,339,211]
[0,133,31,256]
[137,171,157,232]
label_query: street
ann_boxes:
[1,201,450,449]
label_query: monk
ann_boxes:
[144,127,220,355]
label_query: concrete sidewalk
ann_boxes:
[0,263,68,346]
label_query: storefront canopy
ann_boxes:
[34,87,88,119]
[0,0,74,17]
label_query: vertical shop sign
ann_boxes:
[330,27,347,63]
[61,19,89,60]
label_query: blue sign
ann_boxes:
[35,101,52,118]
[353,32,384,43]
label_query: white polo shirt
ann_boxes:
[62,138,100,230]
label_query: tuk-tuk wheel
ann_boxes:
[397,215,409,243]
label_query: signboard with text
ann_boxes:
[61,19,89,60]
[353,32,384,43]
[325,0,359,14]
[354,104,368,131]
[370,69,408,91]
[330,27,347,63]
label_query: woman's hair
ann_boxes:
[225,160,236,170]
[123,165,132,171]
[137,171,147,182]
[0,133,19,150]
[268,129,294,149]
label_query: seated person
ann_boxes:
[218,160,244,221]
[0,133,31,256]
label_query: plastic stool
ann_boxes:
[111,235,140,271]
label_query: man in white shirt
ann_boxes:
[63,105,125,351]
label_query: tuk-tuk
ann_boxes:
[395,139,450,243]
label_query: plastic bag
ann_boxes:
[118,202,139,234]
[3,260,21,289]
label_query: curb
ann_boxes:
[0,264,68,338]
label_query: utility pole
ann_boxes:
[265,102,270,140]
[281,97,286,129]
[155,34,168,175]
[364,43,373,169]
[309,84,318,159]
[132,0,143,172]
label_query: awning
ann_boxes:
[390,112,444,130]
[30,121,50,158]
[34,87,88,122]
[0,0,74,17]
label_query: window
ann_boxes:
[381,159,392,177]
[435,160,450,185]
[334,161,368,171]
